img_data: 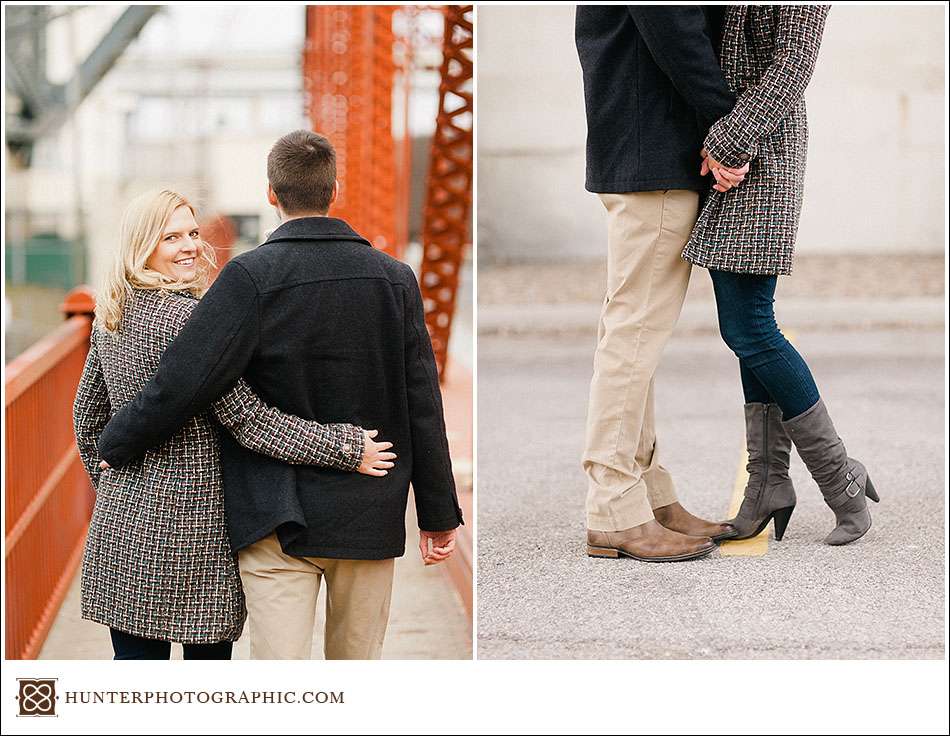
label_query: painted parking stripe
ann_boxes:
[720,328,797,557]
[719,448,769,556]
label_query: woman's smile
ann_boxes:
[146,205,202,281]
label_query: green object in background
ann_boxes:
[4,234,86,291]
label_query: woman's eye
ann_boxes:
[165,234,178,242]
[190,231,200,238]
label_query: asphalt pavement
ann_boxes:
[476,322,945,659]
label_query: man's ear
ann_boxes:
[329,180,339,207]
[266,184,279,208]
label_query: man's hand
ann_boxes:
[419,529,457,566]
[700,148,750,192]
[358,429,396,476]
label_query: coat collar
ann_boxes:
[261,216,372,248]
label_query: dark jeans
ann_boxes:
[709,270,820,420]
[110,628,233,660]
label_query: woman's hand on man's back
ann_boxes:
[358,429,396,476]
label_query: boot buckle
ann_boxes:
[845,477,861,498]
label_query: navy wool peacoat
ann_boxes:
[575,5,735,193]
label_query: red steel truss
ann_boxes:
[418,5,473,375]
[303,5,400,256]
[303,5,473,377]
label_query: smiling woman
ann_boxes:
[71,188,391,660]
[95,190,217,332]
[146,206,203,281]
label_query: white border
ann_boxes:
[2,2,949,735]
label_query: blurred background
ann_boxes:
[477,5,945,661]
[7,5,470,359]
[5,4,472,660]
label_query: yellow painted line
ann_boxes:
[719,447,770,556]
[719,328,796,557]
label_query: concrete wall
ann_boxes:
[477,5,946,263]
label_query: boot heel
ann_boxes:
[772,506,795,541]
[865,476,880,503]
[587,545,619,558]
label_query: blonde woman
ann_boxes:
[73,190,395,660]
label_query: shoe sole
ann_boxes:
[586,544,716,562]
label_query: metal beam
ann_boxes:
[418,5,474,377]
[4,7,51,117]
[5,6,160,145]
[4,6,82,39]
[54,6,160,110]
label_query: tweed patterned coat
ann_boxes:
[682,5,830,275]
[73,288,364,644]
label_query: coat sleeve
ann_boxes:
[626,6,736,127]
[73,333,111,489]
[704,6,830,168]
[401,268,464,532]
[211,378,365,471]
[97,260,261,467]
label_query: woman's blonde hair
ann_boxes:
[96,189,217,331]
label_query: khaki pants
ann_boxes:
[584,190,699,531]
[238,533,395,660]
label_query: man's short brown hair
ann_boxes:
[267,130,337,215]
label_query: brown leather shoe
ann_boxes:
[653,502,737,542]
[586,520,716,562]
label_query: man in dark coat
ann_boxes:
[98,129,463,658]
[575,7,747,562]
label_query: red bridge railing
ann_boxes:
[4,288,97,660]
[4,219,235,659]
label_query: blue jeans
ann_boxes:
[110,628,232,660]
[709,270,820,419]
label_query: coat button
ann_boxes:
[738,152,751,162]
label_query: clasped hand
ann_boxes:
[419,528,457,566]
[700,148,750,192]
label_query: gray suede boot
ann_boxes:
[782,399,880,545]
[728,403,797,541]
